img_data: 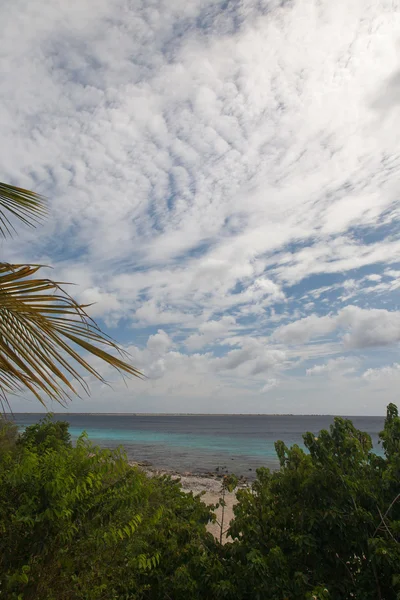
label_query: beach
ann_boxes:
[178,473,240,542]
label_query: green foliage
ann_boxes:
[380,403,400,471]
[1,407,399,600]
[227,405,400,599]
[0,415,19,456]
[0,420,216,600]
[214,472,239,544]
[17,414,71,452]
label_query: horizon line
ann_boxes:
[10,411,384,417]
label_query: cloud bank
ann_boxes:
[1,0,399,414]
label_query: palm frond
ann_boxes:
[0,182,47,237]
[0,263,142,406]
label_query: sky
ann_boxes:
[1,0,400,415]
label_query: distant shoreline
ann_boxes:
[10,412,343,417]
[10,411,386,417]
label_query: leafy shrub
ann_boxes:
[227,404,400,600]
[0,419,216,600]
[1,407,399,600]
[17,414,71,452]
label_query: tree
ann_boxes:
[228,405,400,600]
[0,418,216,600]
[213,471,239,544]
[2,408,399,600]
[17,414,71,452]
[0,183,141,410]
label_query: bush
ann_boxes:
[1,407,399,600]
[17,414,71,452]
[0,419,217,600]
[227,404,400,600]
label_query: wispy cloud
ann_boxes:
[1,0,400,413]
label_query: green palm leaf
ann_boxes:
[0,263,142,407]
[0,182,142,408]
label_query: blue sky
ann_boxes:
[1,0,400,414]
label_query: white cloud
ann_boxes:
[272,237,400,286]
[146,330,172,355]
[185,315,236,350]
[306,356,358,377]
[340,306,400,348]
[79,287,121,318]
[276,306,400,349]
[12,331,399,415]
[275,314,336,344]
[1,0,400,413]
[363,363,400,381]
[216,338,286,376]
[134,301,192,326]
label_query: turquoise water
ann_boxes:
[67,426,281,457]
[14,413,385,478]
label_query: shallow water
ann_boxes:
[13,413,385,478]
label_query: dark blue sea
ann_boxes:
[13,414,385,478]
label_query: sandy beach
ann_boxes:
[179,473,239,542]
[131,463,245,542]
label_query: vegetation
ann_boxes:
[0,406,399,599]
[0,414,18,455]
[0,182,140,411]
[227,404,400,599]
[213,472,239,544]
[0,415,216,600]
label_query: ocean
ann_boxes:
[13,413,385,479]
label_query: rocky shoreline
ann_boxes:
[129,460,249,492]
